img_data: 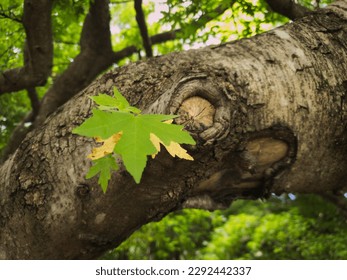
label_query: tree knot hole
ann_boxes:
[245,137,289,171]
[175,96,215,132]
[76,184,90,198]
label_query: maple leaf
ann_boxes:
[150,133,194,160]
[87,132,122,160]
[85,154,119,193]
[114,114,195,183]
[91,88,141,114]
[72,109,133,139]
[73,88,196,190]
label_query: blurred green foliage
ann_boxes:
[103,195,347,260]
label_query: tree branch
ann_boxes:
[0,0,53,94]
[0,4,22,23]
[35,0,114,125]
[265,0,311,20]
[110,0,133,4]
[112,3,231,63]
[27,87,40,118]
[134,0,152,58]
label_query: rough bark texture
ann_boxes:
[1,1,347,259]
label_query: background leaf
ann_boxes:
[86,155,119,193]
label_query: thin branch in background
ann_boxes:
[35,0,114,126]
[110,0,133,4]
[265,0,311,20]
[0,4,22,23]
[315,0,321,9]
[134,0,153,58]
[113,45,138,61]
[54,39,79,46]
[27,87,40,118]
[113,3,232,63]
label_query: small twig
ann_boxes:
[0,4,22,23]
[110,0,133,4]
[113,2,232,63]
[55,39,79,46]
[134,0,153,58]
[315,0,321,9]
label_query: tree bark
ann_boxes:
[1,1,347,259]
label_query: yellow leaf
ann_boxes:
[149,133,193,161]
[88,132,122,160]
[150,133,161,159]
[165,141,194,160]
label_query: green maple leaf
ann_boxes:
[72,109,133,139]
[86,154,119,193]
[73,88,196,190]
[114,118,157,183]
[91,88,141,114]
[111,114,194,183]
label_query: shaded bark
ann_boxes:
[0,1,347,259]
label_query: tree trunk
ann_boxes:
[1,1,347,259]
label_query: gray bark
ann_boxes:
[1,1,347,259]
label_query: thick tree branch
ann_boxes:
[134,0,153,58]
[0,0,53,94]
[35,0,114,126]
[265,0,311,20]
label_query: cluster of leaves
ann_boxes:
[202,195,347,260]
[103,195,347,260]
[73,87,195,192]
[102,209,225,260]
[51,0,87,75]
[0,92,30,154]
[159,0,289,45]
